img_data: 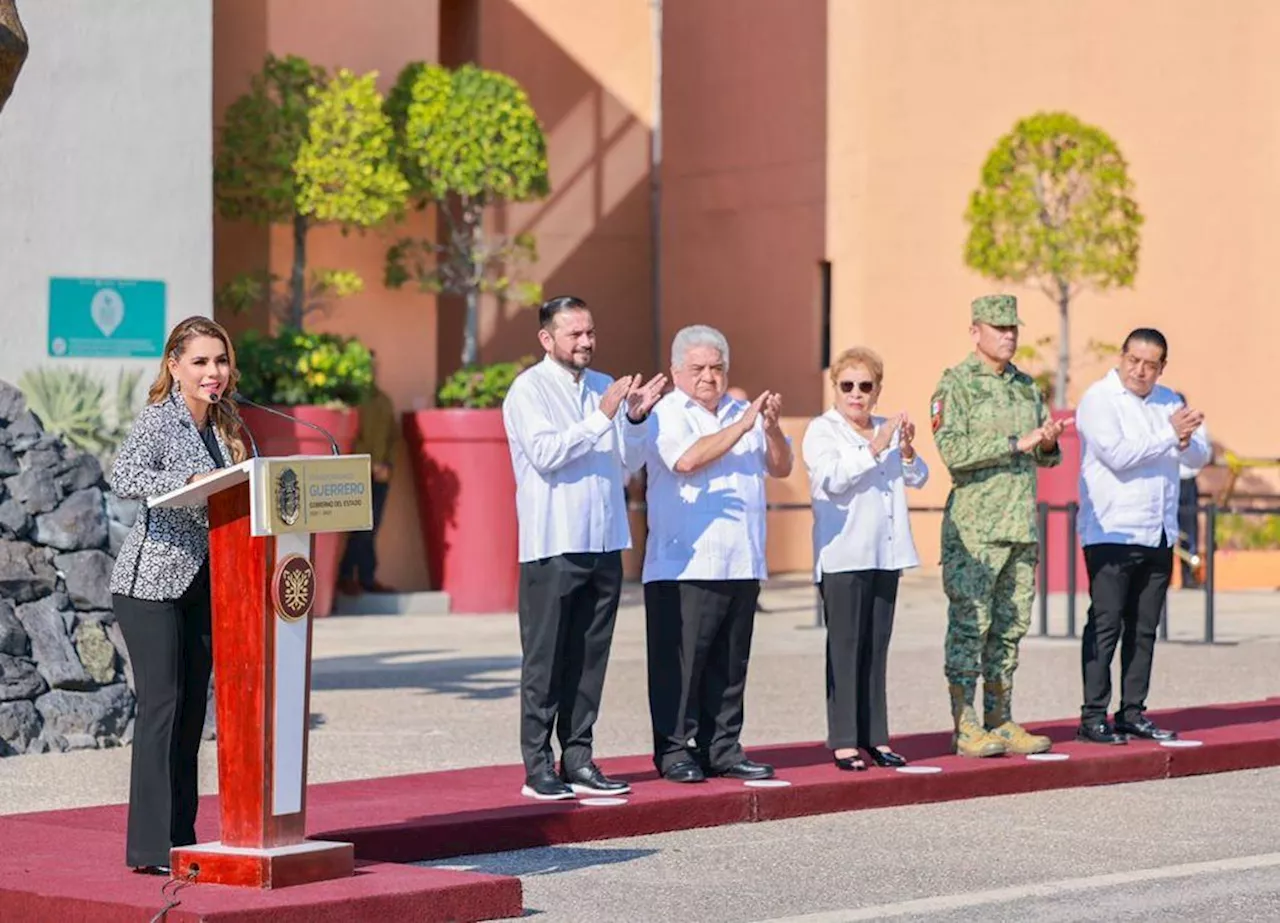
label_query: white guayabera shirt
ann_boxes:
[802,409,929,581]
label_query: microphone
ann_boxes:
[231,392,340,456]
[208,389,261,458]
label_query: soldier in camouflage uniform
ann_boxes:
[930,295,1067,757]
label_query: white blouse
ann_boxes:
[802,409,928,580]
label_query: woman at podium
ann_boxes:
[108,316,248,874]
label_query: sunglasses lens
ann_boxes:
[839,381,875,394]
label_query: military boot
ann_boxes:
[948,683,1006,758]
[983,680,1052,754]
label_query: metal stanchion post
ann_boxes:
[1204,503,1216,643]
[1065,501,1078,639]
[1037,502,1050,636]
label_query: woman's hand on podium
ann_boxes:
[186,471,215,485]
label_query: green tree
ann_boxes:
[383,62,550,368]
[964,111,1143,407]
[0,0,27,117]
[215,54,408,328]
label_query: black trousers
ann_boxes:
[1080,538,1172,724]
[518,552,623,777]
[644,579,760,773]
[339,480,390,587]
[112,563,213,868]
[1177,478,1199,586]
[820,569,900,750]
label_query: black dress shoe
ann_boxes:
[661,760,706,783]
[714,759,775,781]
[1115,716,1177,741]
[866,748,908,768]
[833,753,866,772]
[562,762,631,795]
[521,770,575,800]
[132,865,171,876]
[1076,721,1128,745]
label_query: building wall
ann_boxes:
[213,0,441,591]
[0,1,213,397]
[826,0,1280,573]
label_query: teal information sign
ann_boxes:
[48,278,167,358]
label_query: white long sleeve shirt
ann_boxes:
[803,409,929,580]
[1076,369,1212,548]
[502,356,642,562]
[626,390,771,583]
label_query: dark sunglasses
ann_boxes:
[838,380,875,394]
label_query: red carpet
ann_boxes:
[2,698,1277,921]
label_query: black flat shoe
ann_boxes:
[1114,716,1177,742]
[561,762,631,795]
[833,753,866,772]
[1076,721,1127,745]
[661,760,706,783]
[714,759,775,781]
[866,748,907,768]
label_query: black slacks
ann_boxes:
[112,562,213,868]
[644,579,759,773]
[339,480,390,587]
[820,569,900,750]
[1177,478,1200,586]
[1080,538,1172,724]
[518,552,623,777]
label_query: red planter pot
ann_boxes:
[238,405,359,618]
[1036,408,1088,594]
[402,409,518,614]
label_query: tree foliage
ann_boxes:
[384,62,550,368]
[964,111,1143,406]
[214,55,407,328]
[0,0,28,117]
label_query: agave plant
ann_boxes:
[17,366,142,463]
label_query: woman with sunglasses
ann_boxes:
[802,347,928,771]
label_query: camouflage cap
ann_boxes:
[971,294,1023,327]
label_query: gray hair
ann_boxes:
[671,324,730,370]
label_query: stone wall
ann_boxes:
[0,380,139,755]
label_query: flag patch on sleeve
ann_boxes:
[931,398,944,433]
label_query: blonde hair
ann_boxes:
[149,316,248,464]
[829,346,884,388]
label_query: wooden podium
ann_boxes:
[149,455,373,888]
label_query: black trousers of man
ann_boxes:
[518,551,623,778]
[644,579,760,773]
[1080,536,1172,725]
[339,480,390,588]
[820,569,900,751]
[1177,477,1200,588]
[112,562,213,868]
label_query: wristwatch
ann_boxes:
[1008,435,1022,456]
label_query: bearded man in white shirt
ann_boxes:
[628,325,793,783]
[1075,328,1210,745]
[503,295,666,800]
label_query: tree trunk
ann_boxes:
[0,0,28,117]
[460,212,480,367]
[289,213,308,329]
[1055,277,1070,409]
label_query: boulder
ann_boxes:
[0,445,18,477]
[0,654,45,701]
[54,550,114,610]
[0,700,41,755]
[0,539,57,603]
[34,488,107,551]
[0,381,26,425]
[15,593,90,690]
[72,620,117,685]
[57,451,104,494]
[6,411,44,451]
[5,467,60,515]
[0,600,28,656]
[105,492,140,528]
[0,496,31,538]
[35,684,134,742]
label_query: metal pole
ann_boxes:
[648,0,663,372]
[1065,501,1078,638]
[1037,502,1050,636]
[1204,502,1216,643]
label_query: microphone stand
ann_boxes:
[230,392,341,456]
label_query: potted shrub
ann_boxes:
[964,111,1143,592]
[383,61,550,613]
[1211,512,1280,591]
[401,359,532,613]
[234,328,375,617]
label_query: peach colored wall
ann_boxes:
[660,0,829,415]
[214,0,441,591]
[438,0,656,380]
[827,0,1280,572]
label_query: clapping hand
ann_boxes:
[1170,406,1204,448]
[871,412,904,457]
[1039,416,1071,451]
[761,392,783,431]
[739,391,770,431]
[899,415,917,460]
[625,373,668,422]
[599,375,637,420]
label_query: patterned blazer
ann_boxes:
[109,389,235,601]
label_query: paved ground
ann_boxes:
[0,575,1275,921]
